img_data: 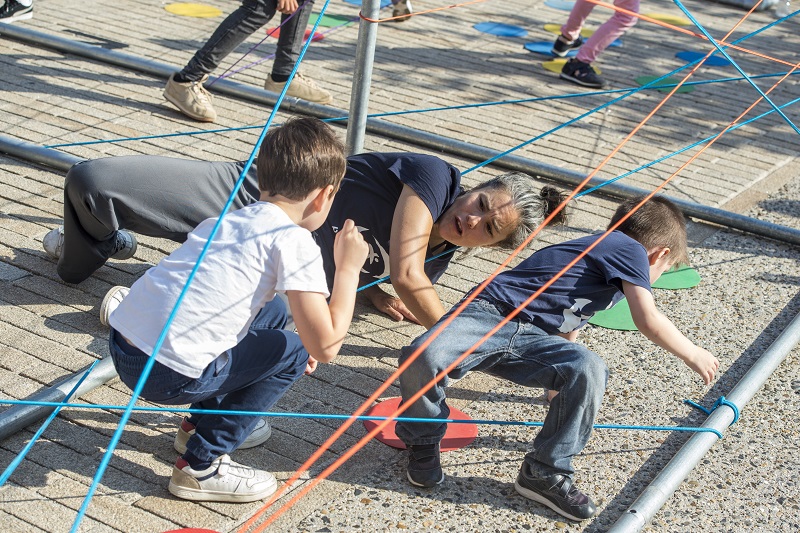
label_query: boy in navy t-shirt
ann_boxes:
[395,195,719,522]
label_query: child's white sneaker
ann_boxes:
[168,454,277,502]
[174,417,272,454]
[99,285,129,326]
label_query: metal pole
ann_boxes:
[345,0,380,155]
[608,309,800,532]
[0,358,119,441]
[3,132,800,247]
[4,24,800,246]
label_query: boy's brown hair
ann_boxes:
[256,117,346,200]
[608,195,690,266]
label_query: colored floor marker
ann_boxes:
[474,22,528,38]
[163,529,219,533]
[524,41,578,57]
[643,12,692,26]
[343,0,392,6]
[544,0,576,10]
[589,298,637,331]
[544,23,594,38]
[309,13,355,27]
[266,27,324,41]
[164,3,222,18]
[543,58,602,74]
[363,397,478,451]
[652,265,701,289]
[676,51,732,67]
[635,75,695,93]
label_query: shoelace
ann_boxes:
[191,80,214,103]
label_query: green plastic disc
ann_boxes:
[588,298,637,331]
[652,265,701,289]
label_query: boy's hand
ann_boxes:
[333,219,369,275]
[684,347,719,385]
[305,356,318,375]
[277,0,299,14]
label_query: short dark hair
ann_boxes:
[608,195,689,266]
[256,117,346,200]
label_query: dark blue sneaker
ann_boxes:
[560,58,606,89]
[551,35,583,57]
[514,462,596,521]
[406,443,444,488]
[0,0,33,24]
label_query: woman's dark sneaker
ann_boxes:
[551,35,583,57]
[406,443,444,487]
[560,58,607,89]
[514,462,597,521]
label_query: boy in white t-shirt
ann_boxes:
[107,117,368,503]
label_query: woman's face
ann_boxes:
[437,188,520,248]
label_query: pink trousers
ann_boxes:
[561,0,640,64]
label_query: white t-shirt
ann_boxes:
[110,202,329,378]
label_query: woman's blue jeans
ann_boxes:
[395,298,608,476]
[109,298,308,464]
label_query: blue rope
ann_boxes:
[674,1,800,136]
[577,95,800,198]
[42,70,800,149]
[684,396,740,426]
[0,360,99,487]
[69,2,334,531]
[0,398,723,438]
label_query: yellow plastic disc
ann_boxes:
[543,23,594,38]
[642,12,692,26]
[165,3,223,18]
[542,58,601,74]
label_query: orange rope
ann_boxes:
[359,0,489,24]
[238,3,779,531]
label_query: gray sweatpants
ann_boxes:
[58,156,258,284]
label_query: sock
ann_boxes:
[182,451,212,471]
[271,73,290,83]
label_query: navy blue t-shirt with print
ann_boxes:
[313,153,462,291]
[479,231,652,334]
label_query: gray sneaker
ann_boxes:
[99,285,129,327]
[163,73,217,122]
[174,417,272,455]
[42,226,65,259]
[111,230,137,260]
[392,0,412,21]
[168,454,277,503]
[264,73,332,105]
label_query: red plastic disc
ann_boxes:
[163,529,219,533]
[265,27,324,41]
[363,397,478,452]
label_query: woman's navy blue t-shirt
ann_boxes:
[313,152,462,290]
[479,231,652,334]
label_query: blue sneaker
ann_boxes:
[406,443,444,488]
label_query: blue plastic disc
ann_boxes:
[544,0,576,10]
[474,22,528,38]
[524,41,578,57]
[343,0,392,6]
[676,51,732,67]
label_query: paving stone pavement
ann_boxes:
[0,0,798,531]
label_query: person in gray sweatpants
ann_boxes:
[55,157,260,284]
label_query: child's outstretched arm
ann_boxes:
[622,281,719,385]
[288,219,369,364]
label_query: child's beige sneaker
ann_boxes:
[174,417,272,454]
[264,73,332,105]
[163,73,217,122]
[99,285,130,327]
[168,455,277,503]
